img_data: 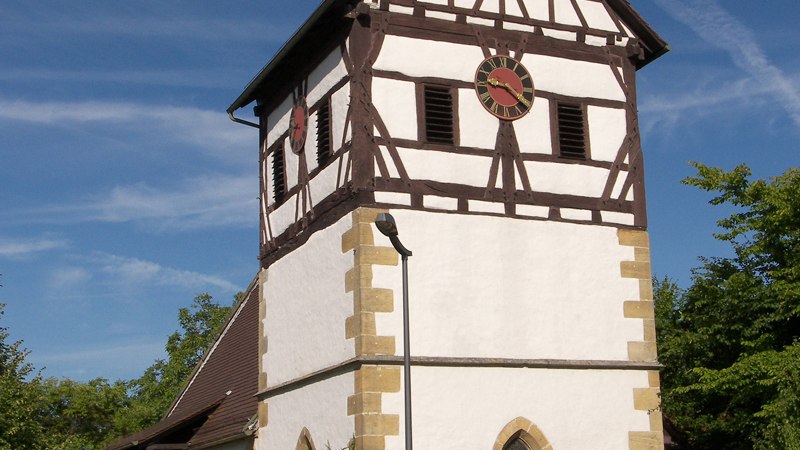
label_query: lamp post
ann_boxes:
[374,213,413,450]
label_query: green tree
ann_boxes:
[38,377,129,450]
[656,163,800,449]
[0,292,236,448]
[115,293,233,434]
[0,304,43,450]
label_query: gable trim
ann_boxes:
[166,276,260,418]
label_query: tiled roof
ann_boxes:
[107,275,260,449]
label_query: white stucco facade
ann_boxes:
[382,367,651,450]
[256,373,355,450]
[249,1,665,448]
[263,215,354,385]
[370,209,641,361]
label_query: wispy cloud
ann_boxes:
[653,0,800,127]
[639,76,782,134]
[0,237,68,258]
[0,100,254,157]
[89,252,240,293]
[37,340,163,364]
[0,4,295,44]
[34,339,166,381]
[2,173,257,231]
[0,68,250,90]
[44,18,289,42]
[49,267,92,289]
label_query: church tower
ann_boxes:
[227,1,668,448]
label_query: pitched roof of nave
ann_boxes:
[107,276,260,450]
[227,0,668,116]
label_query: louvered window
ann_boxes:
[272,144,285,203]
[316,98,332,166]
[557,102,586,159]
[424,85,455,144]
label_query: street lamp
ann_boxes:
[374,213,413,450]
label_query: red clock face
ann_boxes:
[289,98,308,154]
[474,55,535,120]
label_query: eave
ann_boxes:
[227,0,669,115]
[227,0,356,116]
[606,0,670,68]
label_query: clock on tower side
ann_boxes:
[349,1,668,449]
[227,0,668,449]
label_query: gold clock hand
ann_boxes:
[486,78,531,108]
[502,83,532,108]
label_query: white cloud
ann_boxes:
[653,0,800,127]
[81,174,256,230]
[49,267,92,289]
[91,252,240,293]
[638,76,781,134]
[0,100,255,157]
[0,68,250,89]
[0,237,68,258]
[34,339,166,381]
[37,340,163,364]
[0,4,295,43]
[1,173,257,231]
[52,17,285,41]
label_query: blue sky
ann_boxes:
[0,0,797,382]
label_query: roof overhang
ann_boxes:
[227,0,356,116]
[107,398,225,450]
[606,0,670,68]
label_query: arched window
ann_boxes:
[295,427,316,450]
[492,417,552,450]
[503,433,532,450]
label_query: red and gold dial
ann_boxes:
[474,55,535,120]
[289,97,308,154]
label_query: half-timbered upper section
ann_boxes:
[227,0,667,266]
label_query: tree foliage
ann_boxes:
[0,304,43,450]
[114,293,233,435]
[656,163,800,449]
[0,293,234,449]
[39,378,130,449]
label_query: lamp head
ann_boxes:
[375,213,398,237]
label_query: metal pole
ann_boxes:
[402,253,413,450]
[375,214,413,449]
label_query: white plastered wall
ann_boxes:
[212,440,253,450]
[263,214,355,385]
[255,373,354,450]
[269,196,296,238]
[372,77,417,140]
[373,37,484,83]
[382,367,651,450]
[587,105,627,162]
[576,0,620,31]
[521,54,625,101]
[371,209,641,361]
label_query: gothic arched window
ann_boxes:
[295,427,316,450]
[492,417,553,450]
[503,434,532,450]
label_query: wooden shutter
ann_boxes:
[557,102,586,159]
[424,85,455,144]
[316,98,331,166]
[272,143,285,202]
